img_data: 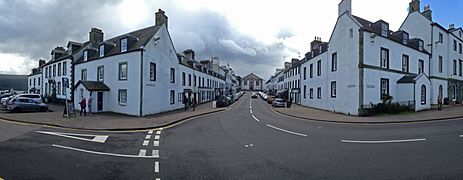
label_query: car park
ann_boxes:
[7,97,48,112]
[272,98,286,107]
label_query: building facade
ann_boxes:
[241,73,263,91]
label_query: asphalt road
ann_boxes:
[0,94,463,179]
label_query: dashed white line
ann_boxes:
[155,161,159,173]
[145,134,152,139]
[156,131,162,135]
[142,140,149,146]
[153,141,159,147]
[148,130,153,134]
[138,149,147,156]
[459,135,463,138]
[154,135,160,140]
[266,124,308,137]
[152,150,159,158]
[250,109,253,114]
[340,138,427,144]
[251,115,260,122]
[52,144,158,159]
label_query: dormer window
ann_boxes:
[99,45,105,58]
[402,33,409,45]
[83,50,88,61]
[121,38,128,52]
[419,40,424,51]
[381,23,389,37]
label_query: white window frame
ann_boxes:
[121,38,128,52]
[118,89,127,106]
[97,66,104,82]
[81,69,87,81]
[150,63,156,81]
[119,62,128,80]
[83,50,88,61]
[331,81,336,98]
[99,45,105,57]
[402,55,409,73]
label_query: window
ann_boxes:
[438,33,443,43]
[149,63,156,81]
[29,79,31,86]
[49,67,52,78]
[63,61,67,75]
[303,85,307,99]
[317,60,321,76]
[170,68,175,83]
[121,38,128,52]
[402,33,409,44]
[317,87,321,99]
[53,65,56,77]
[380,48,389,69]
[381,23,389,37]
[439,85,443,98]
[119,62,128,80]
[349,28,354,38]
[244,80,247,86]
[178,93,183,103]
[99,45,105,57]
[256,81,260,86]
[418,59,424,74]
[118,89,127,106]
[380,78,389,100]
[170,90,175,104]
[460,43,462,54]
[83,50,88,61]
[81,69,87,81]
[188,74,191,86]
[459,60,462,76]
[454,40,457,51]
[182,72,186,86]
[332,53,337,72]
[402,55,409,73]
[62,82,66,95]
[309,88,314,99]
[57,82,61,95]
[310,64,313,78]
[454,60,458,75]
[421,85,426,105]
[45,67,48,78]
[331,81,337,98]
[438,56,443,73]
[97,66,104,81]
[419,40,424,51]
[194,75,197,86]
[58,63,61,76]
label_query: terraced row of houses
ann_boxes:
[265,0,463,116]
[28,9,239,116]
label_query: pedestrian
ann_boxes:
[192,94,197,111]
[288,97,292,108]
[79,98,87,116]
[437,95,442,110]
[88,97,93,115]
[183,94,188,111]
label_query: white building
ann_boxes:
[295,0,432,115]
[241,73,263,91]
[73,9,233,116]
[27,59,45,94]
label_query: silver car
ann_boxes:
[7,97,48,112]
[272,98,286,108]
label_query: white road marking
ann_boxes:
[36,131,108,143]
[145,134,152,139]
[251,115,260,122]
[142,140,149,146]
[139,149,147,156]
[250,110,253,114]
[153,141,159,147]
[155,161,159,173]
[159,128,164,130]
[156,178,160,180]
[459,135,463,138]
[52,144,158,158]
[148,130,153,134]
[152,150,159,158]
[156,131,162,135]
[155,135,160,140]
[340,138,427,144]
[266,124,308,137]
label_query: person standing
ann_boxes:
[183,93,188,111]
[79,98,87,116]
[192,94,197,111]
[437,95,443,110]
[88,97,93,115]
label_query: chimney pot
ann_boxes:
[409,0,420,14]
[155,9,168,27]
[89,28,104,45]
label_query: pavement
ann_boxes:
[273,103,463,124]
[0,101,227,131]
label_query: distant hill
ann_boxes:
[0,74,28,91]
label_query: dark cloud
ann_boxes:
[0,0,295,79]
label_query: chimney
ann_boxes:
[39,59,46,67]
[291,58,299,66]
[51,46,66,60]
[449,24,455,30]
[311,37,323,52]
[338,0,352,17]
[89,28,104,45]
[422,5,432,21]
[409,0,420,13]
[284,62,292,70]
[183,49,195,60]
[155,9,168,27]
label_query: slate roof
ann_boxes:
[242,73,263,81]
[397,75,418,84]
[74,25,162,65]
[75,81,110,91]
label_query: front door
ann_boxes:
[97,92,103,111]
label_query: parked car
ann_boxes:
[272,98,286,107]
[1,95,16,106]
[251,92,258,98]
[7,97,48,112]
[267,96,275,104]
[215,95,230,107]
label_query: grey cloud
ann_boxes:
[276,28,295,40]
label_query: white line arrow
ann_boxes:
[36,131,109,143]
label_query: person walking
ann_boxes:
[87,97,93,115]
[192,94,197,111]
[437,95,443,110]
[79,98,87,116]
[183,93,188,111]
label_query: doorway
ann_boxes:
[97,92,103,111]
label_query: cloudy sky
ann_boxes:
[0,0,459,79]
